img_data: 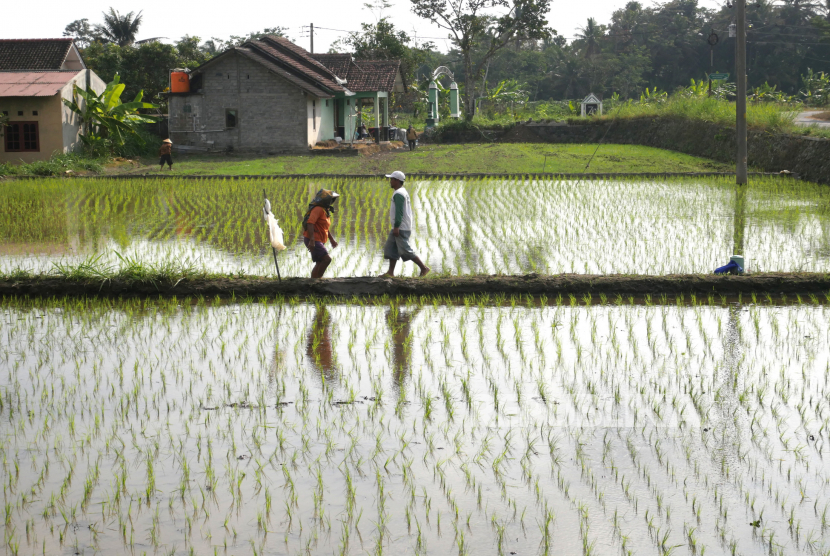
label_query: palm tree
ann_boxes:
[96,8,143,47]
[576,18,604,58]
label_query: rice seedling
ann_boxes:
[1,285,829,553]
[0,175,829,278]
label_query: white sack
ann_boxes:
[266,213,286,251]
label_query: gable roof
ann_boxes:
[0,70,80,97]
[0,39,79,71]
[312,54,407,92]
[235,47,334,98]
[189,35,343,98]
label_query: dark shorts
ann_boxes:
[159,153,173,166]
[304,237,330,263]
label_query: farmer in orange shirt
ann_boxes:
[302,189,340,278]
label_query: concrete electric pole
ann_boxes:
[735,0,747,184]
[310,23,314,54]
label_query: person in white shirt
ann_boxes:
[380,170,430,277]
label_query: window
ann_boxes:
[225,109,237,128]
[32,110,38,116]
[325,100,329,107]
[312,100,316,131]
[17,111,23,116]
[4,122,39,152]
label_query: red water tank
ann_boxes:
[170,72,190,93]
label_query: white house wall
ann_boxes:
[306,96,335,146]
[60,70,105,154]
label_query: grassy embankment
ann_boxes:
[114,143,733,176]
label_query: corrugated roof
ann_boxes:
[0,71,78,97]
[0,39,74,71]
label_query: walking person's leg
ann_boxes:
[380,231,400,276]
[394,231,430,277]
[306,238,332,278]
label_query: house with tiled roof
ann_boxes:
[311,54,406,140]
[167,36,406,152]
[0,38,105,163]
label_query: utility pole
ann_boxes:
[310,23,314,54]
[735,0,747,184]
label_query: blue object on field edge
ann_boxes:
[714,260,744,274]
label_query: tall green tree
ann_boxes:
[410,0,552,117]
[200,27,288,55]
[96,8,144,47]
[83,38,211,111]
[333,18,433,82]
[63,19,99,48]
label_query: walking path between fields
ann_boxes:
[2,273,828,300]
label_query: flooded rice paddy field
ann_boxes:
[1,176,829,277]
[2,294,830,555]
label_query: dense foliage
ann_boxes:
[424,0,830,102]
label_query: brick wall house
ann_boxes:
[168,36,406,153]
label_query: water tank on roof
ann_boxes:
[171,72,190,93]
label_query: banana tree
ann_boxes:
[475,79,528,117]
[63,74,159,153]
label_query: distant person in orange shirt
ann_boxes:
[159,139,173,171]
[302,189,340,278]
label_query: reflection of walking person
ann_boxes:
[159,139,173,170]
[380,171,430,277]
[306,304,336,381]
[406,125,417,151]
[302,189,339,279]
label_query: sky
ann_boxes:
[4,0,724,52]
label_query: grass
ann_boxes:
[0,152,107,177]
[122,143,733,176]
[1,174,827,278]
[569,95,799,132]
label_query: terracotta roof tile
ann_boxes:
[248,37,343,92]
[0,39,74,70]
[350,60,404,92]
[312,55,405,92]
[308,53,351,80]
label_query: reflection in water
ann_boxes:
[306,304,337,384]
[386,305,421,389]
[733,184,747,256]
[713,305,745,479]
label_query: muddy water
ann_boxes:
[1,176,829,277]
[1,297,828,555]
